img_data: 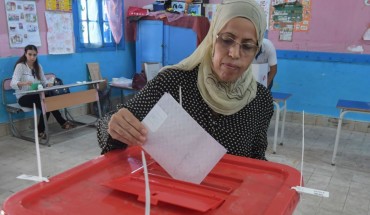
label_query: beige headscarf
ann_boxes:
[160,0,267,115]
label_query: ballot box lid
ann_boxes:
[2,147,301,215]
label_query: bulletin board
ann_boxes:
[268,0,370,56]
[5,0,41,48]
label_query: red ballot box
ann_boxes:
[2,147,301,215]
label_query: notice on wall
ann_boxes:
[204,1,271,27]
[5,0,42,48]
[255,0,271,30]
[46,0,72,12]
[279,23,293,41]
[45,11,74,54]
[270,0,311,32]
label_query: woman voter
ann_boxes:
[97,0,274,160]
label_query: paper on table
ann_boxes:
[142,93,227,184]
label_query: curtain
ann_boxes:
[106,0,123,44]
[87,0,102,47]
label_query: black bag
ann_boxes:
[47,77,70,96]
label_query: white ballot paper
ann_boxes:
[142,93,227,184]
[252,63,268,87]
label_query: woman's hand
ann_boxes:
[108,108,147,146]
[18,81,32,88]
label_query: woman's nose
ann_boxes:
[228,43,241,59]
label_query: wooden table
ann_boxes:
[16,80,104,146]
[109,83,137,104]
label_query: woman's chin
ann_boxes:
[218,73,238,83]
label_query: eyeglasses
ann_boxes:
[27,53,37,57]
[216,33,258,57]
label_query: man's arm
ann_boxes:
[265,39,277,88]
[267,64,277,87]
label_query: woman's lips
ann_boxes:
[223,63,238,69]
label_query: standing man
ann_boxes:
[253,38,277,90]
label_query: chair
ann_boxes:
[143,62,162,82]
[87,63,107,91]
[87,63,110,116]
[2,73,56,142]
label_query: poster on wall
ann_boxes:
[270,0,311,32]
[188,4,202,16]
[203,1,271,24]
[5,0,41,48]
[46,0,72,12]
[204,4,218,21]
[279,23,293,41]
[171,1,186,13]
[294,0,311,32]
[45,11,74,54]
[255,0,271,29]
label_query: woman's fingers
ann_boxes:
[109,129,132,145]
[109,119,142,145]
[108,108,147,146]
[121,108,147,135]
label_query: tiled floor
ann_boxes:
[0,116,369,215]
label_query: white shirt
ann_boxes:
[10,63,47,99]
[253,38,277,67]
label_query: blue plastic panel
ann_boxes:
[163,25,197,66]
[136,20,164,72]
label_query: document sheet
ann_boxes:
[142,93,227,184]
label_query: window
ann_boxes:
[72,0,125,52]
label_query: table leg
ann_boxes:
[39,92,50,146]
[279,101,287,145]
[273,101,280,154]
[120,89,124,104]
[331,109,346,165]
[96,98,102,118]
[92,83,103,118]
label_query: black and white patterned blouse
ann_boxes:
[97,66,274,160]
